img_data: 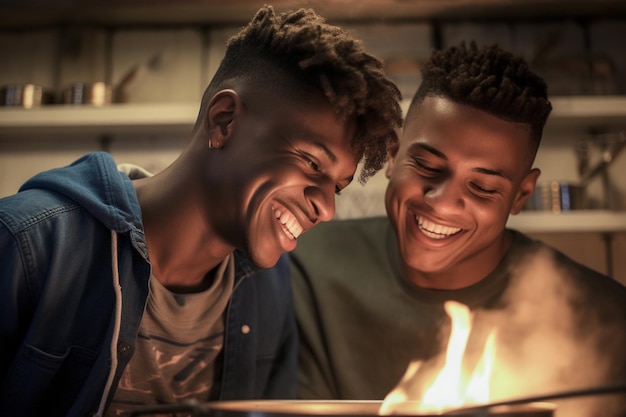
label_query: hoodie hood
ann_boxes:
[19,152,143,235]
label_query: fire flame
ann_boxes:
[379,301,496,415]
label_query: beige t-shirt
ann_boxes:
[105,254,235,416]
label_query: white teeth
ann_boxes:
[273,207,303,240]
[416,216,461,239]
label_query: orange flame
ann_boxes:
[379,301,496,415]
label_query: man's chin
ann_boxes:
[247,248,283,270]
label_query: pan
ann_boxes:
[127,400,555,417]
[61,53,163,105]
[204,400,554,417]
[126,382,626,417]
[61,81,113,106]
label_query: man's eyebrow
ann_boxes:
[313,142,337,163]
[474,167,511,181]
[412,142,446,160]
[413,142,511,180]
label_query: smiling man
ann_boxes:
[0,6,402,417]
[385,94,540,290]
[290,42,626,417]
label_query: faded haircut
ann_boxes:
[408,42,552,154]
[200,5,403,182]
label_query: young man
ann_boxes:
[0,6,403,417]
[290,43,626,417]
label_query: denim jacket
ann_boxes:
[0,152,297,417]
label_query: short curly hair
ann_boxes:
[409,42,552,153]
[202,5,403,183]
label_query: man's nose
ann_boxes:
[424,180,465,214]
[306,182,336,223]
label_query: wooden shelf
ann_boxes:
[507,210,626,233]
[0,102,199,135]
[545,96,626,132]
[1,96,625,137]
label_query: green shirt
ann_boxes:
[290,217,626,416]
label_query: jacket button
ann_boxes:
[117,341,133,358]
[241,325,251,334]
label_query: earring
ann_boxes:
[208,138,213,149]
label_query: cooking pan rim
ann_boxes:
[203,399,556,416]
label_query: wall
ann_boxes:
[1,16,625,284]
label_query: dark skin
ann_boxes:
[134,87,358,293]
[385,96,541,290]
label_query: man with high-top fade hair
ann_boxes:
[290,42,626,417]
[0,6,402,417]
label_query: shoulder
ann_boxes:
[508,230,626,301]
[509,230,607,277]
[293,216,390,254]
[289,216,394,286]
[0,187,79,235]
[289,216,391,272]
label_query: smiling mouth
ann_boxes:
[416,216,462,240]
[273,206,304,240]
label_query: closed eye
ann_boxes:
[471,182,497,194]
[414,158,442,175]
[307,158,321,173]
[301,153,339,194]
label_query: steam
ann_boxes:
[384,245,626,417]
[471,246,626,417]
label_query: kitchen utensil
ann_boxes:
[443,381,626,415]
[0,83,55,108]
[61,81,113,106]
[127,382,626,417]
[578,131,626,189]
[61,53,162,105]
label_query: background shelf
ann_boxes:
[507,210,626,233]
[0,102,199,135]
[1,96,626,137]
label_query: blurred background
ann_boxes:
[1,0,626,282]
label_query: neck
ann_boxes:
[133,165,234,291]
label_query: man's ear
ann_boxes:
[204,89,241,148]
[511,167,541,215]
[385,141,400,179]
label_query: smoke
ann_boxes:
[471,246,626,417]
[382,245,626,417]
